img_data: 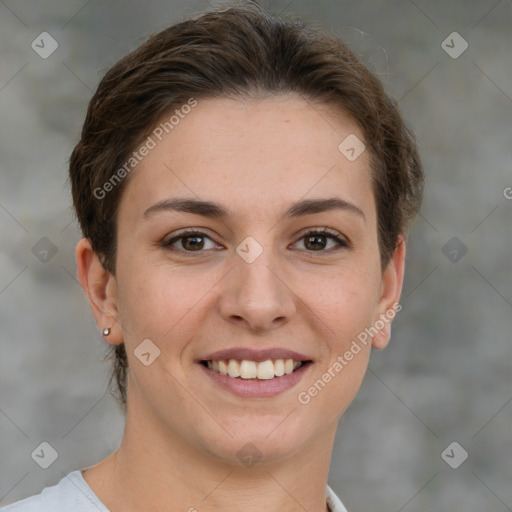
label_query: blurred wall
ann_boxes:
[1,1,511,510]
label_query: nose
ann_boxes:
[218,247,296,332]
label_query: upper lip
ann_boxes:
[200,348,312,363]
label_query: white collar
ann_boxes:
[73,470,347,511]
[326,484,348,512]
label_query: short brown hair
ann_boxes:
[69,2,424,411]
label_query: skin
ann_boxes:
[76,94,406,512]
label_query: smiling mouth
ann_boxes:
[201,359,311,380]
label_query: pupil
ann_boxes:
[184,236,203,250]
[306,235,325,250]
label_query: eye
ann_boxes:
[162,227,349,256]
[162,229,219,254]
[293,228,349,252]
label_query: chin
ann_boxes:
[195,415,315,466]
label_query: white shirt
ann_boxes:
[1,470,348,511]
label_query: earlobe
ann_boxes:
[371,236,406,350]
[75,238,123,346]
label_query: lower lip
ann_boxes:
[200,362,312,398]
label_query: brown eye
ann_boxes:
[304,233,329,250]
[163,230,217,253]
[296,229,349,252]
[180,234,206,251]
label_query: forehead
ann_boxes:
[119,95,375,225]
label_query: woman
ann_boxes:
[2,3,423,511]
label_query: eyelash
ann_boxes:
[162,227,349,256]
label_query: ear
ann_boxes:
[371,235,406,350]
[75,237,123,346]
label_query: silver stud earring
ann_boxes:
[102,327,111,336]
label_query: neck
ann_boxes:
[83,396,338,512]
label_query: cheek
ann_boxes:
[303,265,380,341]
[115,252,215,354]
[300,284,376,422]
[298,267,379,414]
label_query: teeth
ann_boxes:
[257,360,275,380]
[274,359,285,376]
[284,359,294,374]
[218,360,228,375]
[227,359,240,377]
[239,360,257,379]
[206,358,304,379]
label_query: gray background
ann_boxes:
[1,0,511,510]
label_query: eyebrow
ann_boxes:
[143,196,366,223]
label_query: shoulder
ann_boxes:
[0,470,109,512]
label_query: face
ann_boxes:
[87,95,404,464]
